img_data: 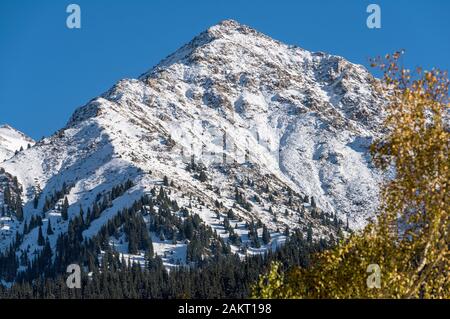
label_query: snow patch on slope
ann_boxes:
[0,125,35,162]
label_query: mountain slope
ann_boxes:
[0,125,34,162]
[0,20,385,280]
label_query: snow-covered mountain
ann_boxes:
[0,125,34,162]
[0,20,385,277]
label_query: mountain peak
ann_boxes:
[208,19,242,31]
[0,20,386,278]
[214,18,241,27]
[140,19,288,79]
[206,19,257,37]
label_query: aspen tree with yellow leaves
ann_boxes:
[252,52,450,299]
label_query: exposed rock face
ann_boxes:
[138,19,386,227]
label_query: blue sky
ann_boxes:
[1,0,449,139]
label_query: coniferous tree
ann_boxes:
[33,194,39,209]
[262,225,271,245]
[197,170,208,182]
[61,197,69,221]
[183,218,194,240]
[3,185,11,207]
[37,226,45,246]
[306,223,313,243]
[47,219,54,235]
[15,196,24,221]
[227,209,236,220]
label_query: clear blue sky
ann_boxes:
[1,0,449,139]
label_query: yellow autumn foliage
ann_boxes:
[252,53,450,299]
